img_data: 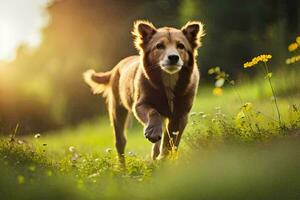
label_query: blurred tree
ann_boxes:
[179,0,299,78]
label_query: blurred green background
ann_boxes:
[0,0,299,134]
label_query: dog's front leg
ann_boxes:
[151,140,161,160]
[134,104,162,143]
[160,115,188,158]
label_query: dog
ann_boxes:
[83,20,204,163]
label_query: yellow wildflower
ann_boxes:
[236,110,245,120]
[296,36,300,45]
[288,43,298,52]
[208,68,215,74]
[243,54,272,68]
[242,102,253,111]
[286,55,300,64]
[213,87,223,96]
[243,62,251,68]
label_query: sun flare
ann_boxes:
[0,0,49,61]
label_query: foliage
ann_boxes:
[186,104,300,148]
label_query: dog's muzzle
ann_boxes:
[160,54,183,74]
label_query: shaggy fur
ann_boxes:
[83,20,205,162]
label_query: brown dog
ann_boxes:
[83,20,204,162]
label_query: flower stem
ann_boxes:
[230,83,243,105]
[263,62,282,127]
[228,80,255,132]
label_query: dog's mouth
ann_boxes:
[160,64,182,74]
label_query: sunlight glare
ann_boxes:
[0,0,50,61]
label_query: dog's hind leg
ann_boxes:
[109,102,128,165]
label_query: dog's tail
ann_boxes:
[83,69,112,95]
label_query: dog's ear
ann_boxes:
[181,21,205,49]
[132,20,156,50]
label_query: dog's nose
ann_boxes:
[168,54,179,64]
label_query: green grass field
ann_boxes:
[1,68,300,200]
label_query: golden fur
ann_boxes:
[84,20,205,163]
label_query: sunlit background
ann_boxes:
[0,2,299,199]
[0,0,49,61]
[0,0,299,134]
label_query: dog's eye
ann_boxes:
[177,43,185,50]
[156,43,165,50]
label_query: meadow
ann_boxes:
[1,58,299,199]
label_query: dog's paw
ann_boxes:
[144,122,162,143]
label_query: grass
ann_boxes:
[33,119,150,156]
[1,67,300,199]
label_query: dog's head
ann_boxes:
[132,20,205,74]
